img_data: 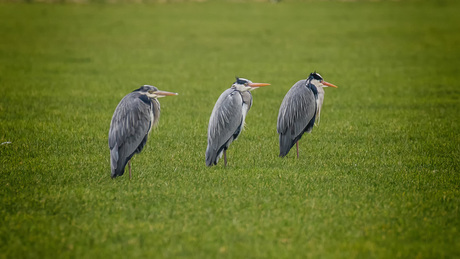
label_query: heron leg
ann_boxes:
[224,150,227,167]
[296,141,299,159]
[128,160,132,180]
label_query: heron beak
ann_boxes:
[248,83,271,88]
[322,81,338,88]
[153,90,179,98]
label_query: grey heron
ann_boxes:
[108,85,178,179]
[206,77,270,167]
[277,72,337,158]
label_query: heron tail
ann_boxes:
[279,133,295,157]
[206,146,225,167]
[110,146,118,178]
[110,146,126,178]
[205,147,217,167]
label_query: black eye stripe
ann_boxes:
[309,72,323,81]
[237,79,248,84]
[235,77,250,85]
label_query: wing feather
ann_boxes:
[108,93,152,176]
[206,89,244,165]
[277,80,316,136]
[277,80,317,156]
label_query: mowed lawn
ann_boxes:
[0,0,459,258]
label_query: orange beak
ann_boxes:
[322,81,338,88]
[154,91,179,96]
[248,83,271,88]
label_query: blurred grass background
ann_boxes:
[0,0,459,258]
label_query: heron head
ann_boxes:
[307,72,338,88]
[232,77,270,92]
[137,85,178,99]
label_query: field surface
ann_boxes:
[1,0,459,258]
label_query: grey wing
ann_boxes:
[108,94,152,176]
[206,89,243,166]
[277,80,317,136]
[277,80,317,156]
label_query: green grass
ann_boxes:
[1,0,459,258]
